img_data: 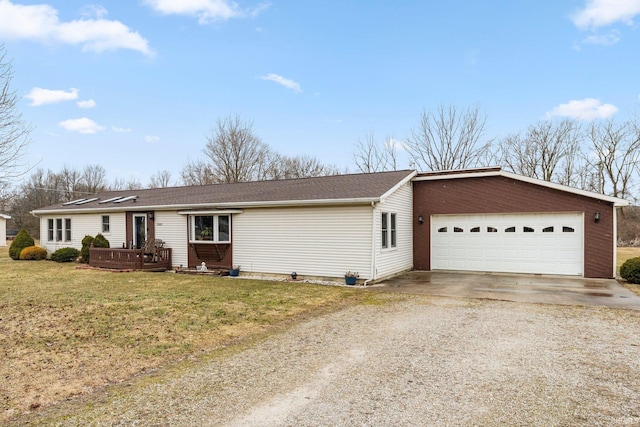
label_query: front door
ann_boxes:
[133,214,146,249]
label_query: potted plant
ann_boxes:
[229,265,241,277]
[344,271,359,286]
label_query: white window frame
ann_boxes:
[102,215,110,233]
[50,217,71,241]
[55,218,63,241]
[381,212,397,250]
[65,218,72,241]
[189,214,231,244]
[47,219,54,242]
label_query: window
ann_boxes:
[390,213,397,248]
[454,227,463,233]
[470,227,480,233]
[505,226,516,233]
[65,219,71,241]
[102,215,110,233]
[381,213,388,248]
[48,219,54,241]
[189,215,231,243]
[563,226,575,233]
[438,227,447,233]
[49,217,71,241]
[523,226,534,233]
[56,219,63,241]
[487,227,497,233]
[381,212,397,249]
[543,226,554,233]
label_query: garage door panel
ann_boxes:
[431,213,583,276]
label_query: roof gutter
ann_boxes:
[30,197,382,216]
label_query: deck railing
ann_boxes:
[89,247,172,271]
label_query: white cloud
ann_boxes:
[572,0,640,29]
[112,126,132,132]
[145,135,160,143]
[259,73,302,93]
[0,0,153,55]
[546,98,618,120]
[582,30,621,46]
[386,137,407,152]
[77,99,96,108]
[143,0,269,24]
[25,87,78,106]
[59,117,105,134]
[80,5,108,19]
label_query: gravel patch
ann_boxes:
[38,296,640,426]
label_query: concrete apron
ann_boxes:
[370,271,640,310]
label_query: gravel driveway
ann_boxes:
[40,295,640,426]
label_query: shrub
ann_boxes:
[80,235,94,263]
[19,246,48,260]
[80,233,110,263]
[93,233,110,248]
[51,247,79,263]
[9,229,35,260]
[620,257,640,284]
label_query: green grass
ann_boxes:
[0,245,379,421]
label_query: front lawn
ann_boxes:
[0,246,375,421]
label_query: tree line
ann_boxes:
[354,105,640,201]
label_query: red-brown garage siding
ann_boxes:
[413,175,616,278]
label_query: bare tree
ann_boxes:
[353,132,399,173]
[0,44,32,189]
[82,164,108,194]
[585,119,640,199]
[148,169,172,188]
[405,104,492,171]
[268,154,339,179]
[203,115,271,183]
[180,159,216,186]
[498,119,582,184]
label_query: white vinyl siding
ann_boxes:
[40,213,126,254]
[374,181,413,280]
[233,205,373,279]
[0,217,6,247]
[153,211,188,268]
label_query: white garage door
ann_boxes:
[431,213,583,276]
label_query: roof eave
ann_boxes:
[413,170,630,207]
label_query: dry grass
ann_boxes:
[617,246,640,296]
[616,246,640,270]
[0,245,373,422]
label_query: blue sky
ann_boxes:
[1,0,639,185]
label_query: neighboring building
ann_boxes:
[0,214,9,247]
[30,168,629,280]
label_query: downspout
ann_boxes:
[613,206,618,278]
[364,201,377,287]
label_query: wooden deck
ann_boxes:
[89,247,172,271]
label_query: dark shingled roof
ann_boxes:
[32,170,416,213]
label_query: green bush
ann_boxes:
[80,233,110,263]
[9,229,35,260]
[80,235,94,263]
[19,246,48,260]
[93,233,110,248]
[620,257,640,284]
[51,247,79,262]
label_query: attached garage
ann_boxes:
[413,168,629,279]
[431,212,583,275]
